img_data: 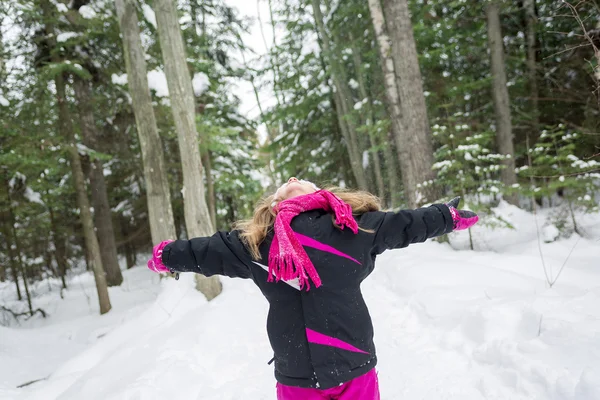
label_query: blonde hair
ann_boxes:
[234,187,382,260]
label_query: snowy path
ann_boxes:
[1,205,599,399]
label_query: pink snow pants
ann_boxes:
[276,369,380,400]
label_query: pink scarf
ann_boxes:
[268,190,358,290]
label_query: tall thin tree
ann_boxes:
[486,1,519,205]
[153,0,222,300]
[349,31,386,202]
[40,0,111,314]
[2,169,25,305]
[73,78,124,287]
[58,73,112,314]
[311,0,369,191]
[524,0,539,136]
[369,0,438,207]
[115,0,177,244]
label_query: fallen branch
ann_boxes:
[0,305,47,320]
[16,376,49,389]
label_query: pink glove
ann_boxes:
[446,197,479,231]
[147,240,173,273]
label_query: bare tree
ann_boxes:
[486,2,519,205]
[153,0,222,300]
[115,0,177,244]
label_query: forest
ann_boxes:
[1,0,599,314]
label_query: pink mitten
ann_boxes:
[147,240,173,273]
[446,197,479,231]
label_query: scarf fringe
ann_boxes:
[268,190,356,291]
[268,253,319,291]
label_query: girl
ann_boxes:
[147,178,478,400]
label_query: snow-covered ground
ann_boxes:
[1,203,599,400]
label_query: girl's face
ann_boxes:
[273,177,319,203]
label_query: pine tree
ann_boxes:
[518,124,600,234]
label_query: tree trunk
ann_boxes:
[49,206,68,290]
[375,0,438,207]
[368,0,409,204]
[201,151,217,230]
[73,78,123,287]
[311,0,369,191]
[524,0,539,136]
[486,2,519,205]
[0,254,5,282]
[350,32,386,201]
[0,17,5,83]
[383,129,401,207]
[3,222,22,301]
[255,0,284,107]
[154,0,221,300]
[0,31,6,285]
[225,195,236,226]
[118,216,137,269]
[56,72,112,315]
[4,171,33,314]
[268,0,286,106]
[1,174,22,300]
[44,239,55,279]
[115,0,177,244]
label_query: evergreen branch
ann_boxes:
[521,168,600,179]
[558,120,600,135]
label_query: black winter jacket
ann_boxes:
[161,205,454,389]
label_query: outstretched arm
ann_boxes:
[147,231,253,279]
[362,198,478,255]
[364,204,453,255]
